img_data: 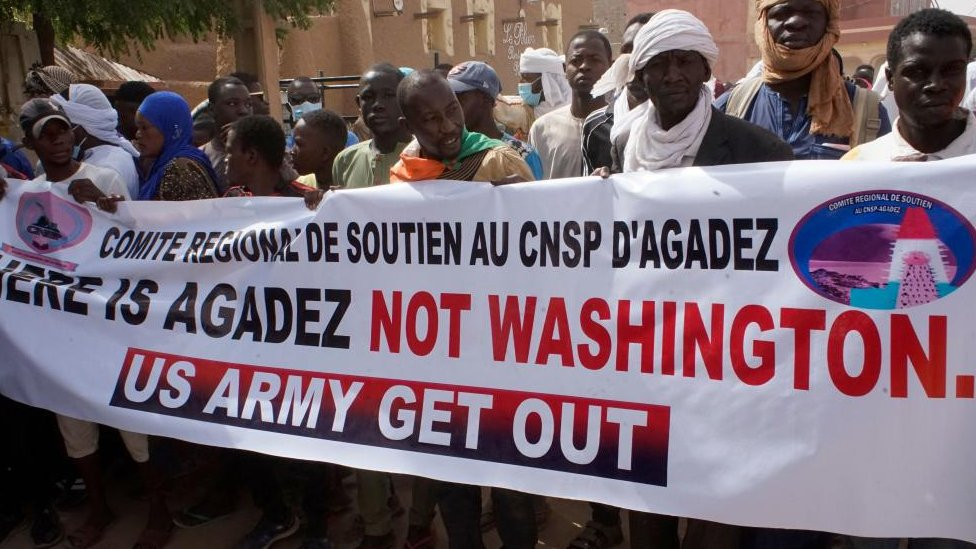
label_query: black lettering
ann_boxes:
[105,278,131,320]
[182,232,207,263]
[100,227,120,258]
[755,218,779,271]
[201,283,236,337]
[122,279,157,325]
[612,221,630,268]
[233,287,263,341]
[662,220,682,269]
[562,221,581,268]
[324,223,339,262]
[264,287,293,343]
[347,222,362,263]
[708,219,730,269]
[164,282,198,332]
[733,218,754,270]
[685,220,708,269]
[322,289,351,349]
[520,222,538,267]
[295,288,320,347]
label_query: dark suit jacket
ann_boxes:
[610,107,794,173]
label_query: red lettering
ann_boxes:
[535,298,574,366]
[780,308,826,390]
[661,301,677,375]
[616,300,655,373]
[827,311,881,397]
[406,292,438,356]
[682,303,724,380]
[489,295,536,363]
[578,298,611,370]
[370,290,401,353]
[730,305,775,386]
[890,314,946,398]
[440,293,471,359]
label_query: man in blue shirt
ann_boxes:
[447,61,544,180]
[0,137,35,178]
[716,0,890,160]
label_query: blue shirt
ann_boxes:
[345,130,359,148]
[714,81,891,160]
[0,137,34,178]
[502,133,544,180]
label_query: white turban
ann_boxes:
[519,47,572,111]
[53,84,139,157]
[628,10,719,85]
[623,10,720,172]
[591,54,647,142]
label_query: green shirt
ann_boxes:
[332,139,408,189]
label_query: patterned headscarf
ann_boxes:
[25,65,77,95]
[755,0,853,137]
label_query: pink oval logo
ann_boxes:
[16,191,93,254]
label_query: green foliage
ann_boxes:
[0,0,332,57]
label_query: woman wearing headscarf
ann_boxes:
[133,91,219,201]
[715,0,890,159]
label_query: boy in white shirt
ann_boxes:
[845,9,975,162]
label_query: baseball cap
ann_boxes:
[446,62,501,98]
[19,98,71,139]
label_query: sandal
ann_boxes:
[132,521,173,549]
[67,512,114,549]
[567,520,624,549]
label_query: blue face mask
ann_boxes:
[518,82,542,107]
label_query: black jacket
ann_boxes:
[610,107,794,173]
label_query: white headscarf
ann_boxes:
[591,53,650,142]
[53,84,139,157]
[623,10,719,172]
[519,47,572,112]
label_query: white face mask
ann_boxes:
[292,101,322,120]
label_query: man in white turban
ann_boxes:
[53,84,140,197]
[610,9,792,173]
[518,47,573,117]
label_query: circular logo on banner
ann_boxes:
[789,191,976,310]
[15,191,93,254]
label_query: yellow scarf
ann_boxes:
[755,0,853,138]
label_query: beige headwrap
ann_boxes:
[756,0,853,137]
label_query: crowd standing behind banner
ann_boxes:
[1,2,976,548]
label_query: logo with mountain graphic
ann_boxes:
[789,191,976,310]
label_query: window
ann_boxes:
[539,2,563,51]
[419,0,454,56]
[464,0,495,56]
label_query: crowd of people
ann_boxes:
[1,0,976,548]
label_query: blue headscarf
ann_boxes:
[136,91,218,200]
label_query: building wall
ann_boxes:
[591,0,628,53]
[0,22,42,139]
[837,13,976,73]
[839,0,933,21]
[625,0,757,81]
[106,0,595,117]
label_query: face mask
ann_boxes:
[292,101,322,120]
[518,82,542,107]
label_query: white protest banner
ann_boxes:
[1,157,976,541]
